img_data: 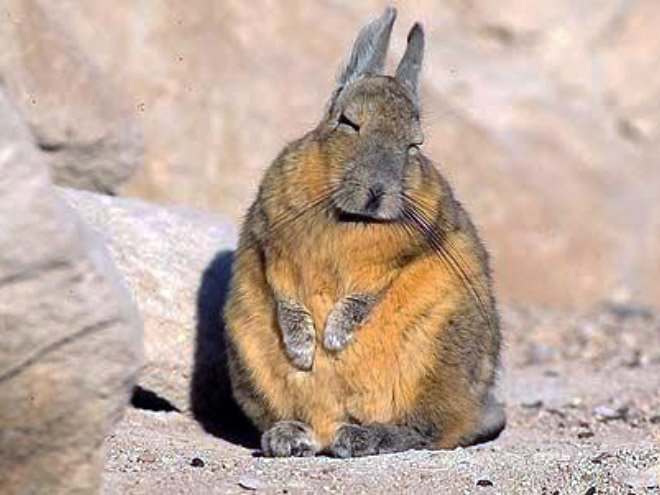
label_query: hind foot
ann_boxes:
[330,423,435,458]
[261,420,319,457]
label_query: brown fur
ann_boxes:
[223,9,503,456]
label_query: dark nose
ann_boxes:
[365,183,385,212]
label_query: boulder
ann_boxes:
[60,188,237,411]
[0,0,143,193]
[0,87,143,493]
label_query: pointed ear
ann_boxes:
[395,23,425,106]
[336,7,397,90]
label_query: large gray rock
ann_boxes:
[0,88,143,493]
[60,188,237,411]
[0,0,143,193]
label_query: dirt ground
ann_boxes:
[103,303,660,494]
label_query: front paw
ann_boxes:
[323,311,355,351]
[323,294,374,352]
[277,300,316,370]
[261,420,318,457]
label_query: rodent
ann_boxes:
[224,7,505,457]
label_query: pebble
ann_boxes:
[239,475,268,491]
[593,405,628,421]
[190,457,205,468]
[521,399,543,409]
[623,465,660,490]
[546,408,566,418]
[138,452,157,463]
[621,350,642,368]
[590,452,611,464]
[476,479,494,487]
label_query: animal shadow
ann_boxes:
[189,250,260,449]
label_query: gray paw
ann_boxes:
[330,423,435,458]
[323,294,375,352]
[261,421,318,457]
[277,300,316,370]
[323,313,354,351]
[330,424,378,458]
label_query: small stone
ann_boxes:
[584,487,596,495]
[546,408,566,418]
[624,466,660,490]
[621,350,642,368]
[521,399,543,409]
[239,476,267,491]
[593,405,628,421]
[590,452,610,464]
[649,414,660,424]
[476,479,494,487]
[544,369,559,377]
[138,452,157,463]
[577,431,594,439]
[190,457,205,468]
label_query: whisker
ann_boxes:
[237,185,339,254]
[399,198,496,332]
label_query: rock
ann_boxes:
[138,452,157,464]
[60,188,236,410]
[190,457,205,468]
[521,399,544,409]
[238,475,268,491]
[0,88,142,493]
[623,464,660,490]
[593,405,629,422]
[0,0,143,193]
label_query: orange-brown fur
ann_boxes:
[224,8,502,456]
[225,133,499,449]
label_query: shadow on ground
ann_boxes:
[189,250,260,449]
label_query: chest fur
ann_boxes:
[277,220,409,330]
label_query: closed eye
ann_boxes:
[338,113,360,133]
[408,142,422,156]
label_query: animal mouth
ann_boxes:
[334,209,397,224]
[332,181,403,223]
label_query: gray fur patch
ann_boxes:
[261,420,318,457]
[277,300,316,370]
[330,423,436,458]
[323,293,376,352]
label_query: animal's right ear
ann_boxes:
[334,7,397,96]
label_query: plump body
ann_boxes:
[224,8,504,457]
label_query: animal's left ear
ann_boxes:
[395,23,425,107]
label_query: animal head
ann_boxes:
[320,7,425,221]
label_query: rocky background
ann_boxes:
[0,1,658,494]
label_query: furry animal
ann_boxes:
[224,7,505,458]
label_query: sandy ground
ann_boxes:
[103,303,660,494]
